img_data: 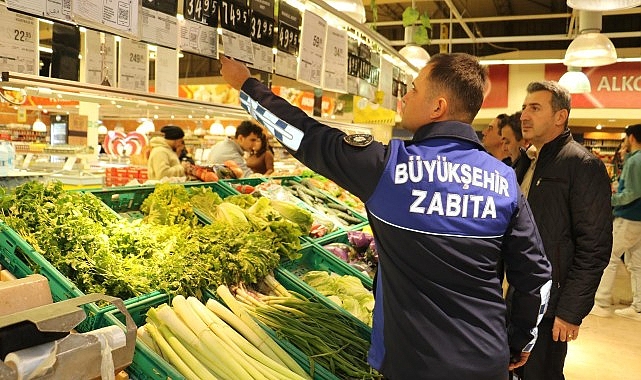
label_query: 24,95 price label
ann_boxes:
[183,0,218,27]
[220,0,250,36]
[250,11,274,47]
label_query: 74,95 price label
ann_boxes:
[183,0,218,27]
[277,22,299,55]
[220,0,250,36]
[250,11,274,47]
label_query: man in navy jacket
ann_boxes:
[220,53,552,380]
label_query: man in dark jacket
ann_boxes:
[515,81,613,380]
[220,53,552,380]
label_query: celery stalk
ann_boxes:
[144,322,201,380]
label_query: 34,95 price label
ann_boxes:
[0,5,38,75]
[220,0,250,36]
[183,0,218,27]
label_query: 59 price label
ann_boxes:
[250,12,274,47]
[277,22,299,55]
[183,0,218,27]
[220,0,250,36]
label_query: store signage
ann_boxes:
[6,0,72,23]
[322,26,348,93]
[347,38,359,77]
[118,38,148,92]
[72,0,139,39]
[297,10,327,88]
[178,7,218,58]
[247,0,274,73]
[0,5,38,75]
[276,1,300,56]
[182,0,218,26]
[379,58,395,111]
[84,30,116,86]
[141,0,178,49]
[220,0,254,63]
[155,46,179,97]
[546,63,641,109]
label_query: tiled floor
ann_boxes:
[564,304,641,380]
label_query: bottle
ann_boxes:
[0,142,8,177]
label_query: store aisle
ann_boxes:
[564,305,641,379]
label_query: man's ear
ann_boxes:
[430,97,448,119]
[555,108,569,127]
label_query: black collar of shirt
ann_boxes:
[410,121,485,151]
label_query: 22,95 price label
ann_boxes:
[220,0,250,36]
[250,11,274,47]
[183,0,218,27]
[0,5,38,75]
[277,22,299,55]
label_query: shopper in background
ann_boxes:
[591,123,641,321]
[246,131,274,175]
[220,53,552,380]
[147,125,191,180]
[206,120,263,178]
[514,81,613,380]
[499,111,530,181]
[483,113,512,164]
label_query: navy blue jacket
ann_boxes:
[239,78,551,380]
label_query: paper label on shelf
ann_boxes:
[118,38,148,92]
[84,30,117,86]
[247,43,273,73]
[221,30,254,63]
[6,0,72,23]
[178,18,218,58]
[0,5,38,75]
[322,26,348,93]
[155,46,178,97]
[379,59,395,111]
[297,10,326,88]
[141,7,178,49]
[72,0,139,38]
[274,51,297,80]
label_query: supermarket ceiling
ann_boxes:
[363,0,641,58]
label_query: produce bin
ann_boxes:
[315,229,378,283]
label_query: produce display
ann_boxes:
[298,171,366,215]
[323,230,378,279]
[300,271,374,326]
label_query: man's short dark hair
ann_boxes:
[526,81,571,127]
[625,123,641,142]
[498,111,524,141]
[235,120,263,138]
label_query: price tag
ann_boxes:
[220,31,253,63]
[178,18,218,58]
[72,0,139,38]
[274,51,297,79]
[84,30,116,85]
[379,58,395,110]
[6,0,72,23]
[250,0,274,48]
[0,5,38,75]
[22,153,33,170]
[220,0,251,36]
[62,156,77,172]
[182,0,218,27]
[277,2,300,55]
[247,44,273,73]
[322,26,347,93]
[118,38,148,91]
[155,46,179,96]
[297,10,326,88]
[141,2,178,49]
[347,38,359,77]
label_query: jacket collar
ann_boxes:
[538,127,573,157]
[411,121,485,151]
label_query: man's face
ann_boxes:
[400,65,435,132]
[521,90,566,148]
[500,125,522,163]
[239,133,260,152]
[482,118,502,152]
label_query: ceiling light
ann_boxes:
[596,124,603,130]
[136,119,155,134]
[567,0,641,11]
[322,0,366,23]
[32,116,47,132]
[558,67,591,93]
[399,26,430,70]
[564,10,617,67]
[209,121,224,135]
[225,125,237,137]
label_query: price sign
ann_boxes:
[155,46,179,96]
[142,2,178,49]
[274,51,297,79]
[220,0,250,36]
[358,43,371,80]
[118,38,148,92]
[179,18,218,57]
[277,2,301,55]
[183,0,219,27]
[0,5,38,75]
[84,30,116,85]
[379,58,395,110]
[250,11,275,47]
[297,10,326,88]
[72,0,139,38]
[322,26,347,93]
[6,0,72,23]
[347,38,359,77]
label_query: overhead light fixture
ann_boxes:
[564,10,617,67]
[225,125,237,137]
[136,118,155,134]
[32,112,47,132]
[567,0,641,11]
[209,120,224,135]
[399,26,430,70]
[322,0,366,23]
[558,66,591,93]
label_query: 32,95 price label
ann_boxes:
[250,11,274,47]
[183,0,218,27]
[220,0,250,36]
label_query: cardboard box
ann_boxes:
[0,274,53,316]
